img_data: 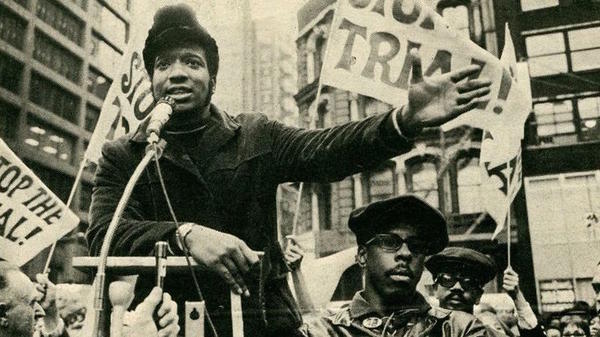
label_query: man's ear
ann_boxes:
[0,303,8,328]
[357,246,367,267]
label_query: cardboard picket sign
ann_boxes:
[0,139,79,266]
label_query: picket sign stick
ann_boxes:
[506,158,512,268]
[43,158,87,274]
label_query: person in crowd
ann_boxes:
[86,3,492,336]
[300,195,503,337]
[561,321,590,337]
[0,261,179,337]
[589,316,599,337]
[546,327,561,337]
[476,304,513,336]
[593,262,600,312]
[425,248,544,337]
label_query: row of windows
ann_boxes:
[36,0,84,46]
[24,117,76,164]
[0,51,23,94]
[30,72,80,124]
[33,30,82,84]
[529,94,600,145]
[525,26,600,77]
[0,6,27,50]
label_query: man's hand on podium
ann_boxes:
[124,287,179,337]
[185,224,260,297]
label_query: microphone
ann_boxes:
[146,96,176,144]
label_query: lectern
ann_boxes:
[73,256,246,337]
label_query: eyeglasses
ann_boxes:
[364,234,429,254]
[435,272,482,291]
[63,307,87,327]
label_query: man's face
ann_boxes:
[361,226,426,302]
[433,269,483,313]
[0,270,42,337]
[151,44,212,114]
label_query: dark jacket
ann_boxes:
[87,105,413,337]
[302,292,507,337]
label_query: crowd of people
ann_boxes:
[1,2,599,337]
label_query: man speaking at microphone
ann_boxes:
[87,4,492,337]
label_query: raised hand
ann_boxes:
[401,49,492,136]
[185,224,260,297]
[124,287,180,337]
[284,236,305,271]
[503,266,520,299]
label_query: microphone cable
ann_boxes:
[151,142,220,337]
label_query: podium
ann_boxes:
[73,256,246,337]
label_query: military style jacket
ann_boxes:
[302,292,507,337]
[87,105,413,337]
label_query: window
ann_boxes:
[407,161,439,209]
[457,156,484,214]
[29,72,80,124]
[533,100,575,142]
[568,27,600,72]
[0,6,27,50]
[85,104,100,132]
[520,0,558,12]
[87,67,111,99]
[24,117,76,164]
[526,25,600,77]
[36,0,84,46]
[577,96,600,141]
[364,97,391,117]
[33,31,82,84]
[0,52,23,93]
[89,34,121,72]
[0,100,19,140]
[528,94,600,145]
[90,1,128,46]
[525,33,567,77]
[26,161,74,201]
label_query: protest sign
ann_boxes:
[84,15,155,164]
[0,139,79,266]
[320,0,522,135]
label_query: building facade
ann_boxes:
[512,0,600,313]
[0,0,131,282]
[293,0,539,307]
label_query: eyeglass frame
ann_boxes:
[434,272,484,291]
[364,233,431,254]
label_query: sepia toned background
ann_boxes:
[0,0,599,316]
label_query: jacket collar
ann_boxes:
[129,104,240,179]
[349,291,432,320]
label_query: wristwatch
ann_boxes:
[175,223,195,251]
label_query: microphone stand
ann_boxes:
[91,140,167,337]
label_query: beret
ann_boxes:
[143,4,219,78]
[425,247,497,284]
[348,194,448,254]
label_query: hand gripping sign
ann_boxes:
[0,139,79,266]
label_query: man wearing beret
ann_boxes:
[302,195,502,337]
[426,248,545,337]
[87,3,492,337]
